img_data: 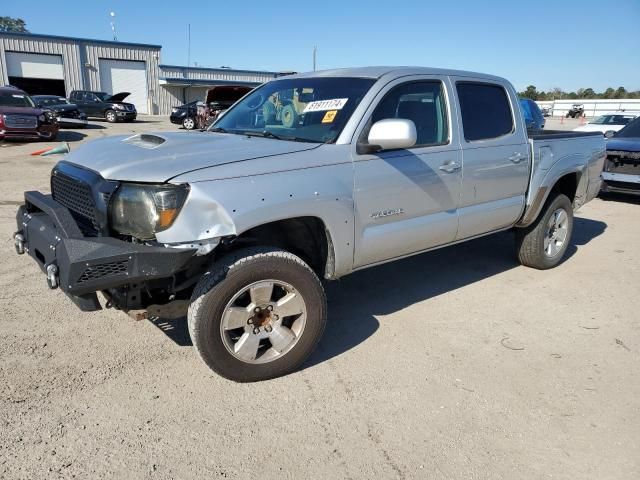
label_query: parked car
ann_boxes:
[14,67,605,382]
[69,90,136,123]
[170,87,253,130]
[196,86,253,129]
[601,116,640,196]
[519,98,545,130]
[32,95,88,128]
[169,100,197,129]
[573,113,637,137]
[0,86,58,141]
[566,104,584,118]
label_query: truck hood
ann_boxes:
[62,131,321,182]
[606,137,640,153]
[106,92,130,102]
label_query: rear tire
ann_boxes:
[105,110,117,123]
[516,193,574,269]
[188,247,327,382]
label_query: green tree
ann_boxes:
[0,16,28,32]
[602,88,616,99]
[580,88,596,99]
[520,85,539,100]
[614,87,628,99]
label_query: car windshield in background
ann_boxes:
[591,114,636,125]
[0,92,35,108]
[94,92,110,101]
[36,97,68,107]
[614,117,640,138]
[211,77,376,143]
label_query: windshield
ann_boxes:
[94,92,110,101]
[36,97,68,107]
[0,91,35,108]
[211,77,376,143]
[615,117,640,138]
[590,114,636,125]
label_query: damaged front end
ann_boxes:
[601,149,640,195]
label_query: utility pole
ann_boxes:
[313,46,317,71]
[187,24,191,68]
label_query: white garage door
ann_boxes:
[6,52,64,79]
[99,59,148,114]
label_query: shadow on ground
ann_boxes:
[149,217,607,368]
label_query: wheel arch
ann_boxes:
[223,216,336,280]
[517,168,585,228]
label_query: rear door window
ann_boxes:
[456,82,514,141]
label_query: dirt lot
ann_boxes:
[1,117,638,479]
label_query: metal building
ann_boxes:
[157,65,282,114]
[0,32,285,115]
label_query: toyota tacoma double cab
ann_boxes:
[14,67,605,382]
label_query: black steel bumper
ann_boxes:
[15,191,196,311]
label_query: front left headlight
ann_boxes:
[110,183,189,240]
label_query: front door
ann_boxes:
[352,77,462,268]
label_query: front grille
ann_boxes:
[605,157,640,176]
[77,260,128,284]
[4,114,38,129]
[51,172,99,235]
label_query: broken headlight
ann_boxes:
[110,183,189,240]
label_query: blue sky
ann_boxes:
[4,0,640,92]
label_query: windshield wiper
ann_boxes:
[209,127,228,133]
[242,130,319,143]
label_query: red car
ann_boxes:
[0,86,59,142]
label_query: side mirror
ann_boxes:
[358,119,417,154]
[94,98,101,103]
[604,130,616,139]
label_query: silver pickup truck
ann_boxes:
[14,67,605,382]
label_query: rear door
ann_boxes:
[352,76,462,268]
[450,78,530,239]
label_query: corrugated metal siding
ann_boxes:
[0,35,84,93]
[160,65,277,83]
[84,44,160,113]
[156,66,280,114]
[0,33,161,113]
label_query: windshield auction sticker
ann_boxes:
[322,110,338,123]
[303,98,348,113]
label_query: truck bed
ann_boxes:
[529,129,603,140]
[519,129,606,226]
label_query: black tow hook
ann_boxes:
[46,264,59,289]
[14,233,25,255]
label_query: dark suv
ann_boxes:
[69,90,137,123]
[0,86,59,141]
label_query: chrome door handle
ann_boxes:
[439,161,461,173]
[509,152,525,163]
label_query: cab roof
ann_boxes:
[284,66,507,83]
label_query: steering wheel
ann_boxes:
[245,93,265,110]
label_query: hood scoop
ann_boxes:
[123,134,167,149]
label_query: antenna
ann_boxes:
[110,12,118,41]
[313,46,317,71]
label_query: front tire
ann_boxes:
[188,247,327,382]
[516,193,574,269]
[105,110,117,123]
[182,117,196,130]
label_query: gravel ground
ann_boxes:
[1,117,638,479]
